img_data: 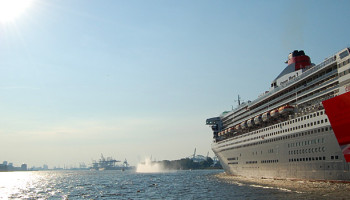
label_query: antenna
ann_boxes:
[234,95,242,106]
[193,148,196,159]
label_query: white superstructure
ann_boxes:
[206,47,350,180]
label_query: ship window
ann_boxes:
[325,119,328,122]
[335,155,338,159]
[317,112,320,116]
[314,114,316,117]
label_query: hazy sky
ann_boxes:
[1,0,349,168]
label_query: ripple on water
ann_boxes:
[1,170,349,199]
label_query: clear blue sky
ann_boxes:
[1,0,349,168]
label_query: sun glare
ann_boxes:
[0,0,34,23]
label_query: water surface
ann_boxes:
[0,170,347,199]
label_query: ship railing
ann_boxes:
[292,75,337,102]
[216,104,327,144]
[222,56,337,131]
[229,94,295,128]
[248,56,336,108]
[229,62,337,125]
[278,56,336,92]
[227,86,328,132]
[295,84,338,106]
[217,92,335,144]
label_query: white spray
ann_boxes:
[136,158,165,173]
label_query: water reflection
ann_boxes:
[1,170,348,199]
[0,172,42,199]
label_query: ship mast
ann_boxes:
[234,95,241,106]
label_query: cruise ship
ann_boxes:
[206,47,350,180]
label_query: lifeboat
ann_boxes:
[262,112,270,122]
[278,105,294,115]
[247,118,255,127]
[270,109,279,118]
[235,124,241,130]
[240,121,247,129]
[254,115,262,124]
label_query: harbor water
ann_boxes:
[0,170,349,199]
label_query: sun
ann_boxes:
[0,0,34,23]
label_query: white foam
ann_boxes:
[136,158,166,173]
